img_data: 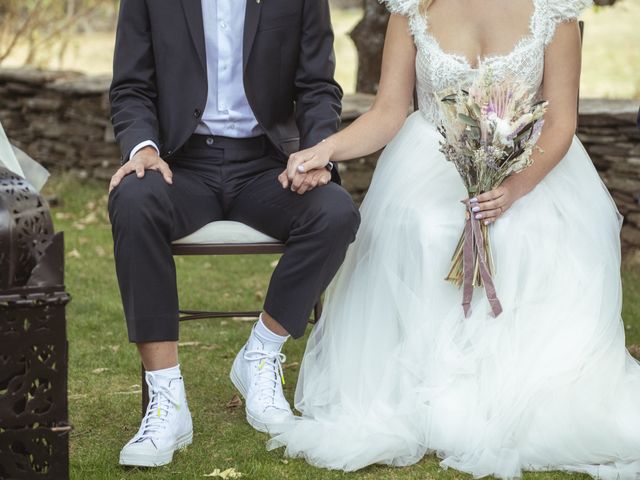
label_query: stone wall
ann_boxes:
[0,69,116,180]
[0,68,639,251]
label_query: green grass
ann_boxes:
[44,174,640,480]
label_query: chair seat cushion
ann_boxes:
[173,221,281,245]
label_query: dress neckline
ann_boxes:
[414,0,541,71]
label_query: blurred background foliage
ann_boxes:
[0,0,637,98]
[0,0,118,66]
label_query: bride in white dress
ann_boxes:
[269,0,640,478]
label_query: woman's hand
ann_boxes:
[284,140,334,184]
[467,179,528,225]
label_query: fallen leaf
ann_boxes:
[179,341,202,347]
[283,362,300,370]
[100,345,120,353]
[231,317,256,322]
[111,390,142,396]
[226,395,243,409]
[80,211,98,224]
[95,246,107,257]
[203,468,243,479]
[200,344,221,351]
[55,212,73,220]
[628,344,640,359]
[255,290,264,300]
[67,249,82,259]
[92,368,109,374]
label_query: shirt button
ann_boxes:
[220,21,227,29]
[194,108,201,118]
[206,137,214,146]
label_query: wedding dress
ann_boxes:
[268,0,640,478]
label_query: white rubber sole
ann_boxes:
[230,352,292,435]
[119,430,193,467]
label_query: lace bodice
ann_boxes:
[382,0,592,124]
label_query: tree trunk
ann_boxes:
[349,0,389,94]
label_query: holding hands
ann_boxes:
[278,140,335,195]
[109,143,335,196]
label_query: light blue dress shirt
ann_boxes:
[131,0,261,159]
[195,0,261,137]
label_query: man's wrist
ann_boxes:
[130,140,159,161]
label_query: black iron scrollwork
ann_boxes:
[0,165,70,479]
[0,166,54,289]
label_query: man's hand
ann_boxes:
[109,147,173,193]
[278,167,331,195]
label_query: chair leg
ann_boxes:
[141,363,149,417]
[313,299,323,323]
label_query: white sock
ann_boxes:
[148,364,182,382]
[252,314,289,351]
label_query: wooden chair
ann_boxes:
[141,220,322,413]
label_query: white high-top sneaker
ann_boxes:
[230,333,294,434]
[119,372,193,467]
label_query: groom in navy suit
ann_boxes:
[108,0,360,467]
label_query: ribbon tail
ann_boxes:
[471,218,503,318]
[462,214,474,318]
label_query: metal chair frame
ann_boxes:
[141,239,322,413]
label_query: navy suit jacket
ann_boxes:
[110,0,343,182]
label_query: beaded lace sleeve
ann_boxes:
[379,0,420,17]
[543,0,593,45]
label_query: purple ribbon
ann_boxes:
[462,206,504,318]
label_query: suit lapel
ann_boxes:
[181,0,206,71]
[243,0,262,70]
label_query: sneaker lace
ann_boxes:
[137,383,179,441]
[244,349,286,407]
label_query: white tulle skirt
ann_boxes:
[267,112,640,479]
